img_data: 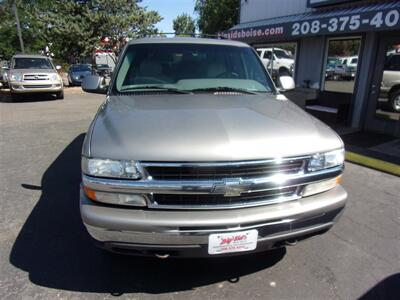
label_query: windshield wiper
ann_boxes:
[120,85,191,94]
[190,87,259,95]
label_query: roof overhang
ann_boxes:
[220,1,400,43]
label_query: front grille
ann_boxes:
[23,84,52,89]
[151,186,299,208]
[145,159,305,180]
[23,74,49,81]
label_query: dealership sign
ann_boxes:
[221,7,400,43]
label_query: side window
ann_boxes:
[342,59,348,65]
[263,51,272,60]
[385,55,400,71]
[256,50,262,57]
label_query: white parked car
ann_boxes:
[256,48,294,77]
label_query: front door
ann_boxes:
[365,34,400,137]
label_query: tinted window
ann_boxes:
[385,55,400,71]
[263,51,272,59]
[274,50,291,59]
[71,65,91,72]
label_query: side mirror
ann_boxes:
[55,65,62,70]
[278,76,295,92]
[82,75,108,94]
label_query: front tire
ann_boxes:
[10,92,19,102]
[390,90,400,112]
[56,90,64,100]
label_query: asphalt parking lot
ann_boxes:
[0,88,399,300]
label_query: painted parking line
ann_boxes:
[345,151,400,176]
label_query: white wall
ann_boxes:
[240,0,311,23]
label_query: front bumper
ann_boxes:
[80,185,347,257]
[10,81,63,93]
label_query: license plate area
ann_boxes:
[208,229,258,255]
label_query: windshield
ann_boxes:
[13,57,53,69]
[71,65,91,72]
[327,58,340,65]
[114,43,275,93]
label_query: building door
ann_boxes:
[365,34,400,137]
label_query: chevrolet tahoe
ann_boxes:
[80,38,347,258]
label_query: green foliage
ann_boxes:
[0,0,162,62]
[194,0,239,35]
[327,39,361,57]
[173,13,195,36]
[0,0,47,60]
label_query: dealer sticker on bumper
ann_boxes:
[208,229,258,255]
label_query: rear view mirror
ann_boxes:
[278,76,295,92]
[82,75,108,94]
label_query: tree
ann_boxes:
[0,0,47,60]
[173,13,195,36]
[33,0,162,62]
[0,0,162,62]
[195,0,239,35]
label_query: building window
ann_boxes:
[254,42,297,85]
[375,44,400,121]
[323,37,361,94]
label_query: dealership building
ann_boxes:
[224,0,400,137]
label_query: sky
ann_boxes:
[140,0,197,34]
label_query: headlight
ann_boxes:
[82,157,141,179]
[51,74,61,81]
[10,74,22,82]
[308,149,344,172]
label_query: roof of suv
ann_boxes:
[128,37,249,47]
[12,54,49,59]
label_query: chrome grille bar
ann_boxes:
[23,74,49,81]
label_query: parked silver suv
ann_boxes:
[80,38,347,258]
[8,54,64,100]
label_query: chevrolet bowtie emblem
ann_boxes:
[212,178,245,197]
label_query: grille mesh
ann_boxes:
[152,187,298,207]
[145,160,304,180]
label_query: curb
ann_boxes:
[345,151,400,176]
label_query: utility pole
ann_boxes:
[12,0,25,53]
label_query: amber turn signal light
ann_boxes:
[83,186,97,200]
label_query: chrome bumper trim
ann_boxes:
[81,185,347,246]
[82,166,343,195]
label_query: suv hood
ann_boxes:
[88,94,342,161]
